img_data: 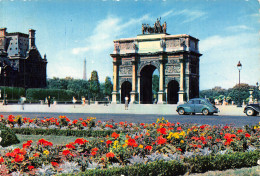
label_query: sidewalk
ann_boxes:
[0,104,246,116]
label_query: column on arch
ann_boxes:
[112,58,120,104]
[157,55,166,104]
[130,56,138,104]
[178,56,185,104]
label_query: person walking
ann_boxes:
[72,96,77,108]
[20,96,26,110]
[125,96,129,110]
[47,96,51,107]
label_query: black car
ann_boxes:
[244,104,260,116]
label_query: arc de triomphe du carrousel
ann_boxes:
[110,19,202,104]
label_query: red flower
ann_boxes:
[51,162,59,167]
[14,154,24,162]
[207,136,213,140]
[0,157,4,163]
[106,152,115,158]
[145,146,152,151]
[224,138,233,145]
[224,133,232,139]
[82,122,87,127]
[127,138,138,147]
[177,127,182,131]
[245,133,251,138]
[28,165,34,170]
[62,150,71,156]
[106,140,113,145]
[72,120,78,124]
[66,143,75,149]
[200,136,205,141]
[33,153,40,157]
[111,132,120,139]
[91,151,97,156]
[92,147,99,152]
[157,127,167,135]
[237,129,243,133]
[215,138,221,142]
[140,123,145,126]
[74,138,88,145]
[156,136,167,145]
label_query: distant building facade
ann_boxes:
[111,19,202,104]
[0,28,47,88]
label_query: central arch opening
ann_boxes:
[121,81,132,103]
[140,65,158,104]
[167,80,179,104]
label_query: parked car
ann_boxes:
[176,98,219,115]
[243,104,260,116]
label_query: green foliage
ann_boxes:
[89,70,100,100]
[0,123,20,147]
[12,128,124,137]
[152,75,159,93]
[103,76,113,100]
[0,86,25,100]
[200,84,260,104]
[26,88,75,101]
[67,79,89,98]
[62,151,259,176]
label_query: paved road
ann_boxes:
[1,112,259,127]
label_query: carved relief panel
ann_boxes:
[119,66,132,75]
[165,65,180,74]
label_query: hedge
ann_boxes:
[0,86,25,100]
[26,88,76,101]
[61,151,260,176]
[12,128,125,137]
[0,123,20,147]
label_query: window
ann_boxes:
[194,100,201,104]
[188,100,194,104]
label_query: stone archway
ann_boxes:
[121,81,132,103]
[140,65,157,104]
[167,80,179,104]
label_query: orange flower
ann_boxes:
[156,136,167,145]
[33,153,40,157]
[106,152,115,158]
[111,132,120,139]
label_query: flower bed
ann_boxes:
[0,116,259,175]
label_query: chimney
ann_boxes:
[0,28,7,50]
[29,29,36,48]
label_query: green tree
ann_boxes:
[103,76,113,101]
[228,83,251,104]
[89,70,100,101]
[152,75,159,93]
[67,79,89,99]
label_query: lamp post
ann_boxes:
[237,61,242,107]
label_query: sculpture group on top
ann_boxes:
[142,18,167,34]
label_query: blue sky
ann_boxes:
[0,0,259,90]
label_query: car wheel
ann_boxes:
[178,108,185,115]
[246,108,256,116]
[191,113,195,115]
[202,109,209,115]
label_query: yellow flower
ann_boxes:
[122,143,127,148]
[139,144,144,149]
[113,140,119,149]
[43,150,49,155]
[180,140,184,143]
[179,131,186,137]
[100,140,104,142]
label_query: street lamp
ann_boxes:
[237,61,242,107]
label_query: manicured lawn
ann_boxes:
[15,134,92,148]
[188,166,260,176]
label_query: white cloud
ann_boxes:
[200,32,260,90]
[225,25,253,32]
[160,9,207,23]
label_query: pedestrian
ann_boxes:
[82,97,86,106]
[72,96,77,108]
[20,95,26,110]
[47,96,51,107]
[125,96,129,110]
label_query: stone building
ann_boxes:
[110,20,202,104]
[0,28,47,88]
